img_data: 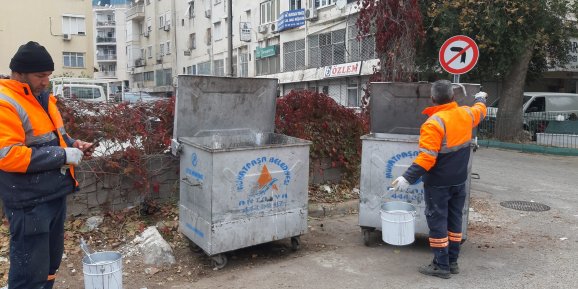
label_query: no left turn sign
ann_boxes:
[439,35,479,75]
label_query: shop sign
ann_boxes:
[240,22,251,42]
[324,61,362,78]
[256,45,277,59]
[277,9,305,32]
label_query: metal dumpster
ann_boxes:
[171,76,311,268]
[358,82,480,245]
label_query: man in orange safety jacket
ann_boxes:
[0,41,96,289]
[392,80,487,279]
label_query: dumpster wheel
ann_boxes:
[187,239,204,254]
[211,254,228,269]
[361,227,375,246]
[291,236,301,251]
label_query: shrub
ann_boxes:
[57,97,175,196]
[275,90,369,183]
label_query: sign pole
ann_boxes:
[453,74,460,84]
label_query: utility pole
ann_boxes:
[227,0,234,77]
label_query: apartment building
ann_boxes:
[126,0,376,106]
[0,0,94,77]
[93,3,129,89]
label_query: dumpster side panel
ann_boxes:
[359,134,471,238]
[207,146,309,254]
[179,146,214,251]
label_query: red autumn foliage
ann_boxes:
[275,90,369,183]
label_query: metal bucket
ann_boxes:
[380,201,416,246]
[82,251,123,289]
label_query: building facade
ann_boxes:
[0,0,94,77]
[93,4,129,90]
[125,0,375,106]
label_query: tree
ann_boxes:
[357,0,424,82]
[422,0,578,141]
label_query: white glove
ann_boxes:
[391,176,410,191]
[64,147,84,166]
[474,91,488,99]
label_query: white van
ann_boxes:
[53,84,107,103]
[487,92,578,119]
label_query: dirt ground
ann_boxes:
[0,193,499,289]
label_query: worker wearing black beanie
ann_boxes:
[0,41,95,289]
[9,41,55,73]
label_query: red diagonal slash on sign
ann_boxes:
[442,43,472,67]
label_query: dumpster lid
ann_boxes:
[173,76,278,139]
[370,82,480,135]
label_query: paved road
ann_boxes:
[168,147,578,289]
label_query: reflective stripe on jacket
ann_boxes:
[403,99,486,187]
[0,79,76,208]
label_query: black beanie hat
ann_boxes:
[9,41,55,73]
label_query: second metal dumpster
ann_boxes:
[172,76,311,268]
[359,82,480,245]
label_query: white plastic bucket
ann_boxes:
[381,201,416,246]
[82,251,123,289]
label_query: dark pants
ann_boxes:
[4,197,67,289]
[424,183,467,270]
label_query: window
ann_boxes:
[283,39,305,72]
[255,45,280,75]
[290,0,302,10]
[239,51,249,77]
[198,61,211,75]
[214,59,225,76]
[155,69,172,86]
[166,41,171,55]
[159,15,165,29]
[260,0,279,24]
[314,0,334,8]
[214,21,222,41]
[144,71,154,82]
[347,18,376,62]
[146,17,152,32]
[308,29,346,68]
[187,65,197,75]
[62,15,86,35]
[189,33,196,50]
[140,48,146,59]
[187,0,195,19]
[63,52,85,68]
[159,43,165,57]
[347,82,359,107]
[147,46,153,59]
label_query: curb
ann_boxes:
[308,199,359,218]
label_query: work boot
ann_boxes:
[450,262,459,274]
[418,263,451,279]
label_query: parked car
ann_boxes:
[484,92,578,138]
[53,84,107,103]
[122,92,166,103]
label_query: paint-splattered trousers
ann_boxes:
[424,183,466,270]
[4,196,67,289]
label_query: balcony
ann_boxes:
[94,71,117,78]
[96,54,117,61]
[96,37,116,44]
[134,58,145,67]
[96,20,116,28]
[126,4,145,21]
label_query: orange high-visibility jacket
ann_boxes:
[403,99,486,187]
[0,79,77,208]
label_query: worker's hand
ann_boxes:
[73,140,95,157]
[64,147,84,166]
[474,91,488,100]
[391,176,410,191]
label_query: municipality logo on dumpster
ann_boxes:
[236,156,292,214]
